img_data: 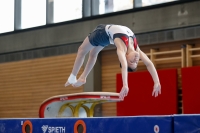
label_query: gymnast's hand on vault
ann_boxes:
[119,86,129,100]
[152,83,161,97]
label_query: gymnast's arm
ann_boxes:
[138,48,161,97]
[115,43,129,99]
[139,49,160,83]
[116,49,128,88]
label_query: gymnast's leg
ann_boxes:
[65,37,95,86]
[72,45,104,87]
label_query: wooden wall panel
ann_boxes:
[191,43,200,66]
[0,54,83,118]
[101,50,120,116]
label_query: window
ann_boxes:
[99,0,133,15]
[136,0,177,7]
[113,0,133,12]
[21,0,46,29]
[0,0,14,34]
[54,0,82,23]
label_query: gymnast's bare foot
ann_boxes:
[72,77,86,87]
[65,81,70,87]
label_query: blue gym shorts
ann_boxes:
[88,24,110,47]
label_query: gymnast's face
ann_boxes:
[126,51,139,70]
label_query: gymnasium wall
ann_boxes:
[0,36,199,118]
[0,54,83,118]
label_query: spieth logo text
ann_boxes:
[42,125,66,133]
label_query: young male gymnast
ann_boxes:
[65,24,161,100]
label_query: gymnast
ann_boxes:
[65,24,161,99]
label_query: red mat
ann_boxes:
[117,69,178,116]
[182,66,200,114]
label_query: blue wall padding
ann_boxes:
[174,114,200,133]
[0,116,173,133]
[1,115,200,133]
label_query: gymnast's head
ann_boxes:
[120,50,139,72]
